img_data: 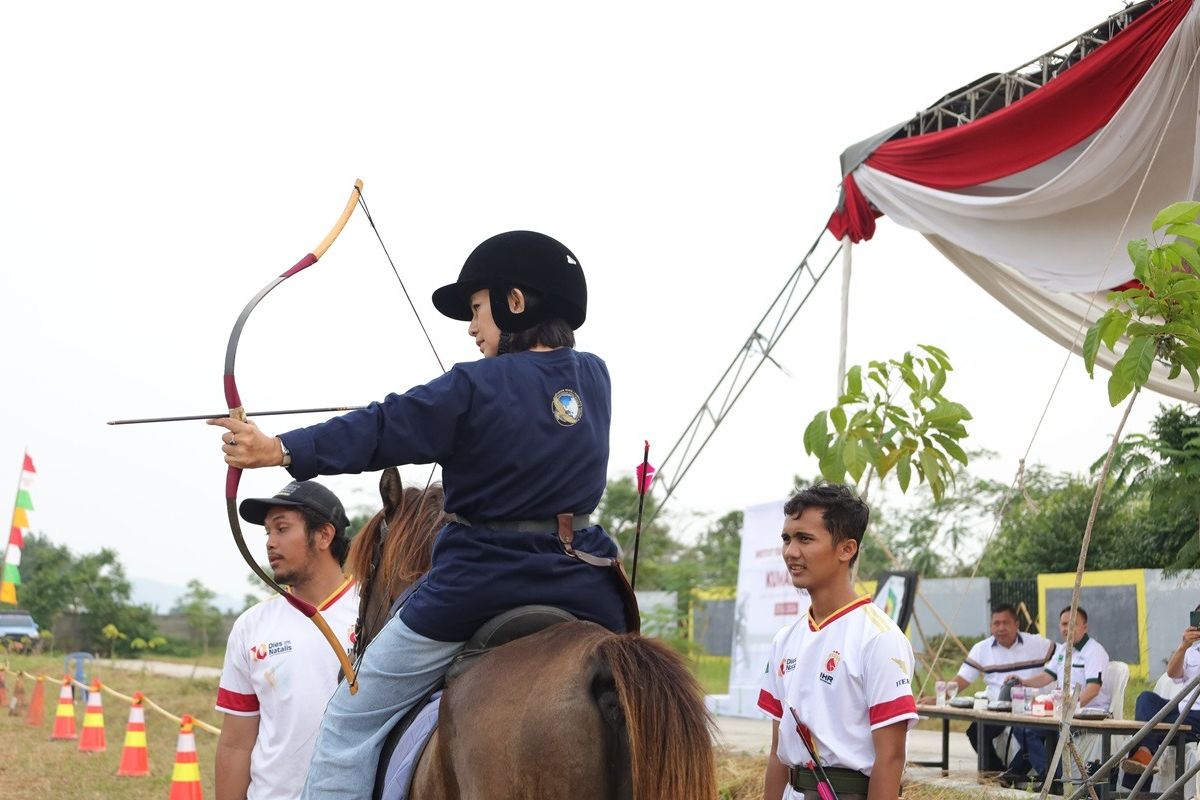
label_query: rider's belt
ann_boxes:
[789,766,870,796]
[457,514,592,533]
[463,512,641,634]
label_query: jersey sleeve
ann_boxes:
[1180,643,1200,684]
[1083,642,1109,685]
[1043,643,1063,679]
[757,629,785,721]
[281,367,472,480]
[864,629,919,731]
[956,640,985,684]
[215,614,259,717]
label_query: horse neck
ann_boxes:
[359,573,420,648]
[357,512,432,649]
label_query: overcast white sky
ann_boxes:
[0,1,1175,599]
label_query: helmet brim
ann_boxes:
[432,282,474,322]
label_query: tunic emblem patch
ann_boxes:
[551,389,583,426]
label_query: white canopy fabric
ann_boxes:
[927,236,1200,403]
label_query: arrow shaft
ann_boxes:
[631,442,651,590]
[107,406,365,425]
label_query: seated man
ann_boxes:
[1005,606,1110,786]
[948,604,1053,772]
[1121,619,1200,783]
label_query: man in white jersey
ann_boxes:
[941,604,1054,772]
[759,484,917,800]
[1006,606,1110,785]
[215,480,360,800]
[1122,616,1200,781]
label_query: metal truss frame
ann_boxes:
[645,229,842,526]
[901,0,1160,137]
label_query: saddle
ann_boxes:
[372,605,578,800]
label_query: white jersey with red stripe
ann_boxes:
[216,578,358,800]
[758,595,918,787]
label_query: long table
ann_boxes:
[915,704,1190,796]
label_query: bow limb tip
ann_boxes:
[310,179,365,261]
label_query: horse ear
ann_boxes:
[379,467,404,517]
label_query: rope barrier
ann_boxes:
[3,666,222,735]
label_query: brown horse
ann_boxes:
[345,468,718,800]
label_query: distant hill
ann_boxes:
[130,576,248,615]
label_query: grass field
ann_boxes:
[141,652,227,670]
[1,654,220,799]
[4,650,1100,800]
[691,654,732,695]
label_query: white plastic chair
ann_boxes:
[1069,661,1129,780]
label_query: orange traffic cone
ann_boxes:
[168,714,203,800]
[50,676,76,740]
[24,675,44,726]
[116,692,150,777]
[0,670,8,707]
[78,678,106,752]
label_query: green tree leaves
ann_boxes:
[802,346,972,501]
[171,578,223,657]
[1151,201,1200,231]
[20,533,158,654]
[1084,202,1200,405]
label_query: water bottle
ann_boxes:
[1011,687,1026,714]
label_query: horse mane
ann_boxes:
[347,483,453,650]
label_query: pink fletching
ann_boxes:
[635,462,656,494]
[817,783,836,800]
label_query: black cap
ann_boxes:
[431,231,587,332]
[239,480,350,537]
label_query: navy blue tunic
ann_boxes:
[279,349,627,641]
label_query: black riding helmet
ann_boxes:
[431,231,587,333]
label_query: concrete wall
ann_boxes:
[635,591,678,639]
[50,612,238,653]
[910,577,991,651]
[1144,570,1200,673]
[1035,569,1200,678]
[694,598,734,656]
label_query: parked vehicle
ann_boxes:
[0,610,40,642]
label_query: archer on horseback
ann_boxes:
[211,231,640,799]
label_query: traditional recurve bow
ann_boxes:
[223,180,365,693]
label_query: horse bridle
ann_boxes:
[353,513,390,668]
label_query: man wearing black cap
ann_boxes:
[214,480,359,800]
[210,231,630,800]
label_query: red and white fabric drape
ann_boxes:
[829,0,1200,402]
